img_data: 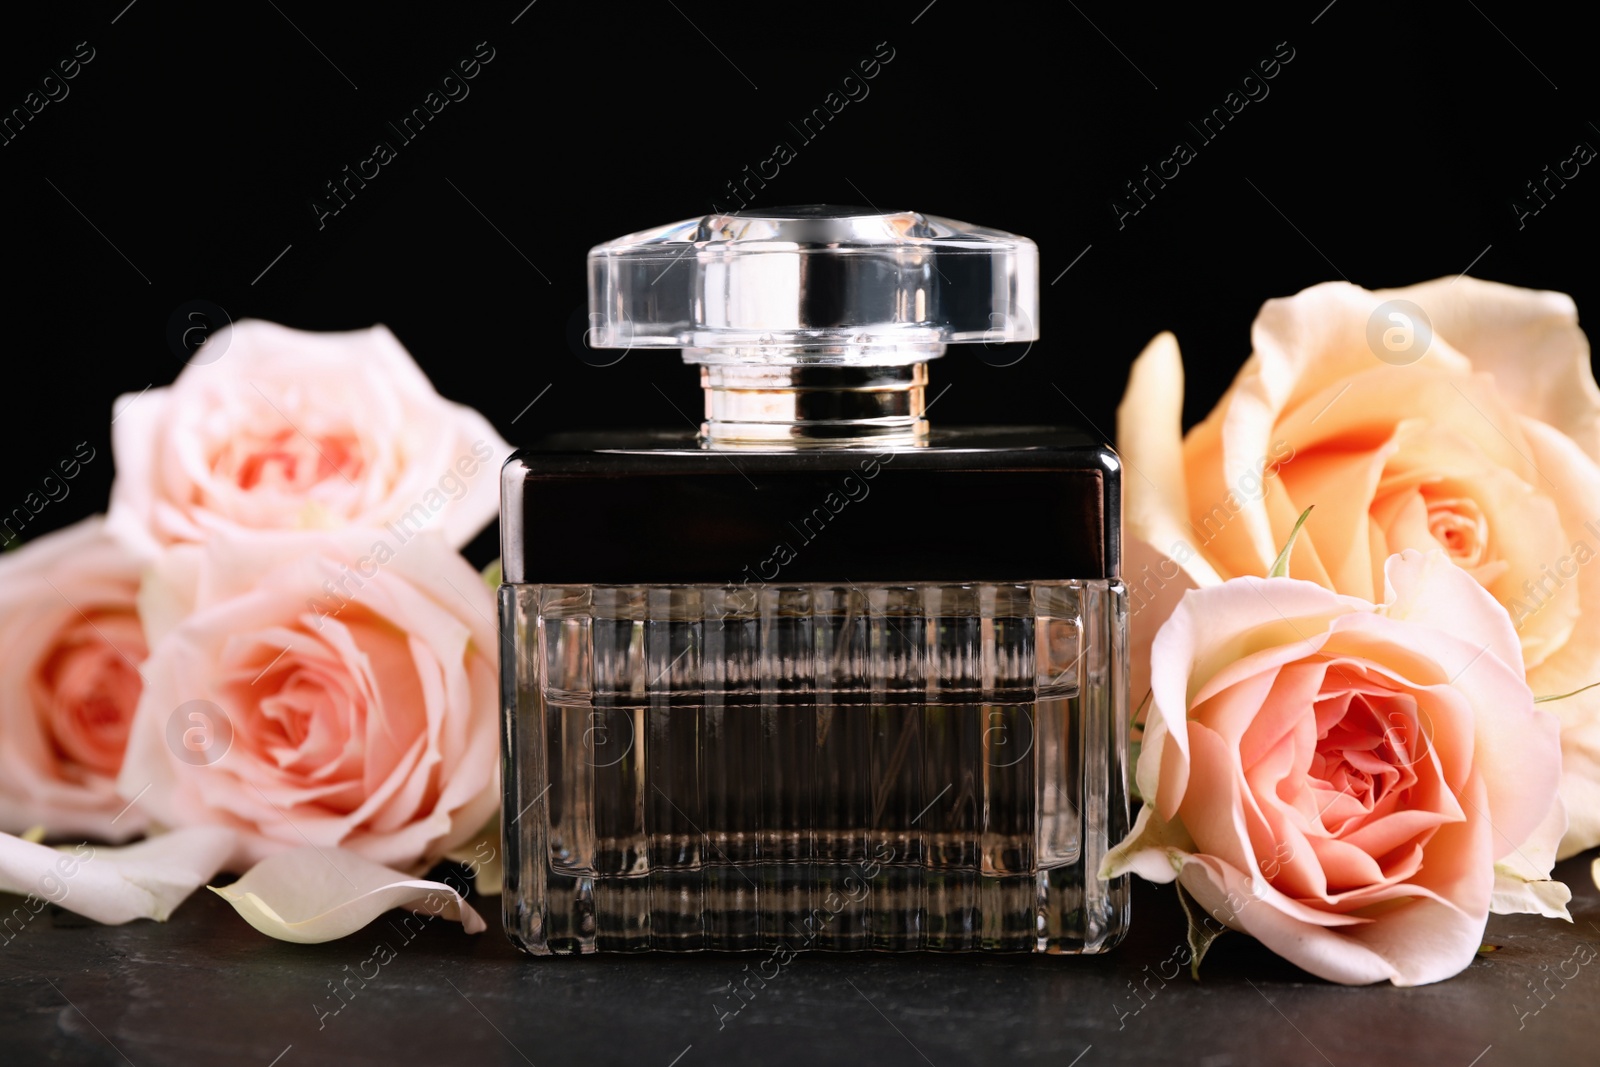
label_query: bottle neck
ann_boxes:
[695,362,931,448]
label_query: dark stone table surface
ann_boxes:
[3,853,1597,1067]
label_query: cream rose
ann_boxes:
[1119,278,1600,856]
[116,528,498,870]
[0,517,148,841]
[1104,551,1567,986]
[107,319,510,557]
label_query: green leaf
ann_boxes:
[1267,505,1315,580]
[480,558,502,589]
[1534,680,1600,704]
[1175,882,1227,980]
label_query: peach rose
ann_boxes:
[0,517,148,841]
[107,319,511,558]
[1104,551,1567,986]
[1119,278,1600,857]
[116,528,498,870]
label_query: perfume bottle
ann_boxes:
[499,207,1130,954]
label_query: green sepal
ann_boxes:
[1176,882,1228,980]
[1267,505,1315,580]
[1534,680,1600,704]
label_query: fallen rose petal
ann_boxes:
[1486,789,1570,920]
[211,845,485,944]
[1490,863,1572,920]
[0,826,236,925]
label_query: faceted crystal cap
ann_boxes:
[587,206,1038,358]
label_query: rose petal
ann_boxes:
[1149,577,1360,818]
[1375,552,1564,862]
[106,384,170,560]
[1490,863,1572,920]
[1378,276,1600,463]
[1509,421,1600,857]
[1099,802,1192,884]
[1132,694,1172,816]
[1176,848,1482,987]
[1272,408,1402,600]
[210,845,485,944]
[1118,333,1222,587]
[0,517,150,842]
[120,528,500,874]
[106,320,511,558]
[1176,723,1262,877]
[1124,538,1200,710]
[1176,860,1393,988]
[0,827,237,925]
[1558,719,1600,859]
[1487,784,1569,920]
[1380,550,1524,682]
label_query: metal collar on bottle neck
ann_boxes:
[695,362,930,448]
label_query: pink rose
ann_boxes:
[1118,279,1600,857]
[0,517,148,841]
[108,319,510,557]
[1104,550,1567,986]
[117,528,499,870]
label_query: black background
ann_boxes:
[4,8,1600,1063]
[3,0,1596,565]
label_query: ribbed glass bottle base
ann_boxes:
[500,581,1130,955]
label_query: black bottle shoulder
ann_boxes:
[500,426,1120,585]
[506,425,1119,477]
